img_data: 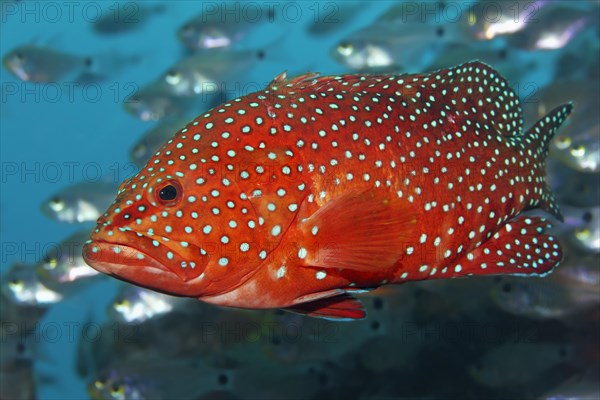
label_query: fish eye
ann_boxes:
[559,347,567,358]
[370,320,381,331]
[49,197,65,212]
[114,299,131,313]
[373,297,384,310]
[16,342,26,354]
[180,24,193,35]
[110,383,125,396]
[14,51,24,60]
[165,70,182,85]
[555,135,571,149]
[43,257,58,269]
[217,373,228,385]
[9,278,22,286]
[436,26,445,37]
[501,283,512,293]
[575,228,591,241]
[569,145,585,157]
[131,143,147,159]
[337,42,354,56]
[156,181,182,206]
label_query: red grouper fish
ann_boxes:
[83,61,573,320]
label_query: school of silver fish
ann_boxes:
[1,1,599,399]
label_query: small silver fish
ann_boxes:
[539,367,600,400]
[88,358,233,400]
[553,114,600,173]
[36,229,100,291]
[130,117,193,168]
[3,45,92,82]
[546,157,600,208]
[491,273,599,319]
[460,0,551,40]
[1,262,62,306]
[523,80,600,173]
[468,342,576,387]
[425,44,535,83]
[565,207,600,254]
[3,45,138,83]
[331,21,470,71]
[41,181,119,223]
[124,82,202,121]
[307,2,365,36]
[92,3,165,35]
[107,284,190,324]
[375,0,448,24]
[507,6,593,51]
[0,338,38,400]
[155,49,266,97]
[177,5,274,51]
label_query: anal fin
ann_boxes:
[438,216,563,279]
[283,293,366,321]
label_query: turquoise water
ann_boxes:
[1,1,598,399]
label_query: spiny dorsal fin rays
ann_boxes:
[267,71,321,91]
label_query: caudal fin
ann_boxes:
[526,103,574,221]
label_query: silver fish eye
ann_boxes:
[132,143,147,158]
[337,42,354,56]
[49,198,65,212]
[165,70,182,85]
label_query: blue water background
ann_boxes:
[0,1,587,399]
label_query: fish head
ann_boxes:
[489,279,537,314]
[124,83,190,121]
[37,243,98,285]
[84,108,296,299]
[330,38,394,71]
[88,369,144,400]
[83,165,214,296]
[41,192,101,223]
[2,46,35,81]
[177,22,233,50]
[107,286,179,323]
[159,65,213,97]
[1,263,62,306]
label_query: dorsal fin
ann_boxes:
[267,61,523,138]
[424,60,524,137]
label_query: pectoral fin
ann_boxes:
[298,190,416,272]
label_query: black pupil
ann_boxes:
[159,185,177,201]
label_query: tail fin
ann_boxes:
[526,103,574,221]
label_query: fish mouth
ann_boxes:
[82,223,208,297]
[83,238,206,297]
[83,240,177,278]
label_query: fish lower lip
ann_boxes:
[83,241,174,277]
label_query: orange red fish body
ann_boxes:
[83,61,573,320]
